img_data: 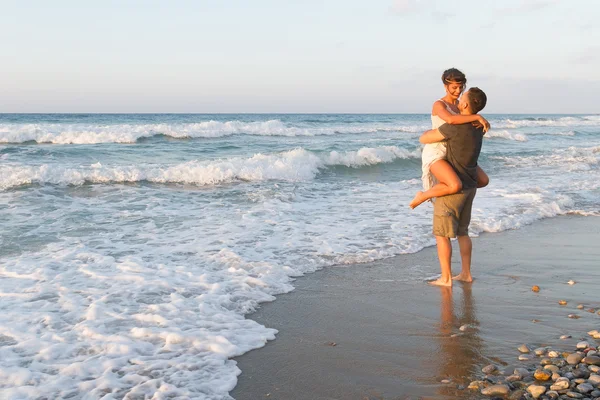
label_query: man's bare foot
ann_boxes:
[409,191,428,209]
[427,278,452,287]
[452,273,473,283]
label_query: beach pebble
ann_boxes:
[544,364,560,373]
[540,357,553,366]
[559,300,568,305]
[548,350,560,358]
[508,390,526,400]
[591,389,600,398]
[440,379,451,384]
[514,368,532,379]
[512,380,529,389]
[459,324,476,332]
[527,384,546,399]
[568,280,576,285]
[468,380,484,390]
[588,330,599,336]
[550,379,570,390]
[561,334,573,339]
[482,364,497,374]
[450,332,463,338]
[551,372,561,381]
[534,369,552,381]
[566,391,584,398]
[505,374,521,382]
[577,382,594,393]
[590,365,600,372]
[557,358,568,366]
[545,390,559,400]
[577,304,585,309]
[578,341,590,349]
[534,347,547,356]
[568,314,581,319]
[519,354,533,361]
[587,308,595,313]
[481,384,510,396]
[518,344,532,353]
[583,356,600,365]
[531,285,540,292]
[588,373,600,384]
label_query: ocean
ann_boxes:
[0,113,599,399]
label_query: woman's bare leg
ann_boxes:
[410,160,462,209]
[476,166,489,188]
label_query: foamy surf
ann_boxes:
[0,120,426,144]
[1,112,599,400]
[0,146,420,190]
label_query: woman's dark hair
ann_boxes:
[441,68,467,85]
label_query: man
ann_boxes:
[418,87,487,287]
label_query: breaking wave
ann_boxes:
[0,146,421,190]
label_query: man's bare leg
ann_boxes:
[429,236,452,287]
[453,235,473,282]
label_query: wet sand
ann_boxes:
[230,215,600,400]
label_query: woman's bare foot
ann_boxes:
[452,273,473,283]
[409,191,428,209]
[427,278,452,287]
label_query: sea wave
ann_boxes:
[0,120,426,144]
[493,116,600,129]
[489,145,600,169]
[486,130,528,141]
[0,146,421,190]
[526,130,577,136]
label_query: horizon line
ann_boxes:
[1,112,597,115]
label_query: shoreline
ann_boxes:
[231,215,600,400]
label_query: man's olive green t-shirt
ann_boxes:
[437,123,484,190]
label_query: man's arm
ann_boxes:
[419,129,446,144]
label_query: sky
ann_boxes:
[1,0,598,113]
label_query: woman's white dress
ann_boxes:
[421,101,457,191]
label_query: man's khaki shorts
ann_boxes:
[433,188,477,238]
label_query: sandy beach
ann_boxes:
[231,215,600,400]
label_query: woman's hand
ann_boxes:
[472,116,490,133]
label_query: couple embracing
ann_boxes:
[410,68,489,287]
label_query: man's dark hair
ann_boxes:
[441,68,466,85]
[467,87,487,114]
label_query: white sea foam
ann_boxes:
[493,116,600,129]
[0,121,426,144]
[486,130,528,141]
[490,145,600,169]
[0,146,420,191]
[527,130,576,136]
[2,162,598,399]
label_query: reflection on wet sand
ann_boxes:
[436,284,485,398]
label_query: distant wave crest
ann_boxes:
[0,120,425,144]
[494,116,600,129]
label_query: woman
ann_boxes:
[409,68,490,209]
